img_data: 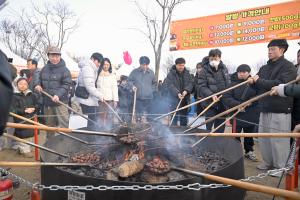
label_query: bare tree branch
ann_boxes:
[133,0,190,81]
[0,0,79,64]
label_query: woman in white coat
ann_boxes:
[96,58,119,129]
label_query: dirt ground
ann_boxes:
[0,133,299,200]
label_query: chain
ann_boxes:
[241,167,291,182]
[35,182,230,191]
[0,165,295,191]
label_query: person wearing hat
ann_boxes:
[10,77,39,157]
[223,64,259,162]
[128,56,157,122]
[34,46,72,139]
[249,39,297,176]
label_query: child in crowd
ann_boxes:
[10,78,38,157]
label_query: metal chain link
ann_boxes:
[0,166,288,192]
[35,182,230,191]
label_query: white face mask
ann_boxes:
[209,60,220,68]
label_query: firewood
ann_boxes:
[118,161,144,178]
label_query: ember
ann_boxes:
[69,152,101,164]
[118,134,140,144]
[146,156,170,175]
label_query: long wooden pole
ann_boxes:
[103,100,124,123]
[41,90,98,125]
[174,132,300,137]
[187,95,222,127]
[190,107,245,147]
[9,112,90,145]
[0,161,90,167]
[5,122,118,137]
[169,98,183,127]
[131,89,137,124]
[154,79,251,120]
[173,167,300,200]
[3,133,69,158]
[183,78,299,134]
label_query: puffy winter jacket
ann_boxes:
[128,67,157,100]
[34,59,72,106]
[195,61,230,107]
[254,56,297,113]
[10,90,38,138]
[223,73,259,127]
[75,59,103,106]
[163,65,193,98]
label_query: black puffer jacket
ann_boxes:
[34,59,72,106]
[195,61,230,107]
[223,73,259,127]
[10,90,38,138]
[254,56,297,113]
[163,65,193,100]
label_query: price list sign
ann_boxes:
[169,1,300,51]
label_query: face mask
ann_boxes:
[209,60,220,68]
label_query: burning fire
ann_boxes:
[124,149,144,161]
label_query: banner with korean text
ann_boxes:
[169,1,300,51]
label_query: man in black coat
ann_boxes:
[195,49,230,132]
[271,49,300,130]
[249,39,297,176]
[34,46,72,139]
[223,64,259,161]
[163,58,193,126]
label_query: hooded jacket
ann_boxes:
[34,59,72,106]
[254,56,296,113]
[75,59,103,106]
[223,72,259,127]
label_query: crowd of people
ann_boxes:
[1,38,300,178]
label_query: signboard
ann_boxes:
[170,1,300,51]
[68,190,86,200]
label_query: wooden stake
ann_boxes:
[174,132,300,138]
[187,95,222,127]
[0,161,90,167]
[173,167,300,200]
[103,101,124,123]
[169,98,183,127]
[131,89,137,124]
[190,107,245,147]
[184,78,299,134]
[154,79,251,120]
[41,90,98,125]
